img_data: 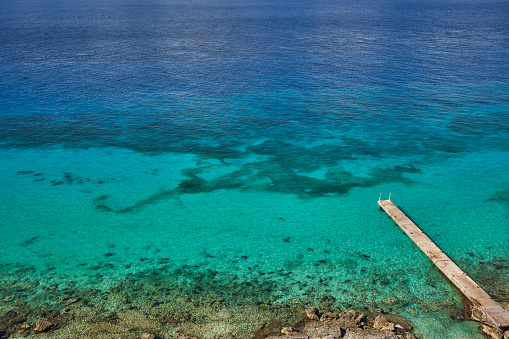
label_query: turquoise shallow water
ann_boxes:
[1,136,508,338]
[1,0,509,337]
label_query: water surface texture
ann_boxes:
[1,0,508,338]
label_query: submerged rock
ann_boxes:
[281,327,297,334]
[175,334,198,339]
[33,320,53,332]
[0,310,28,327]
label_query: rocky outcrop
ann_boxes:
[479,325,504,339]
[281,327,298,335]
[305,307,320,321]
[373,315,395,331]
[141,333,156,339]
[266,308,415,339]
[33,320,53,332]
[320,312,339,322]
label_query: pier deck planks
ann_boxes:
[378,199,509,328]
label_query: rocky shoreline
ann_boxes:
[266,306,509,339]
[2,260,509,339]
[1,306,417,339]
[2,302,509,339]
[265,307,416,339]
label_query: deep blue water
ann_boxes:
[0,0,508,338]
[2,0,509,116]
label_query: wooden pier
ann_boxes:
[378,198,509,329]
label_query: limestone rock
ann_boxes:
[332,311,364,330]
[504,330,509,339]
[18,323,31,330]
[320,312,339,322]
[33,320,53,332]
[141,333,156,339]
[266,311,411,339]
[281,327,296,334]
[373,315,388,330]
[372,315,396,331]
[479,325,503,339]
[343,328,399,339]
[344,310,364,324]
[306,307,320,320]
[385,314,413,332]
[383,322,395,331]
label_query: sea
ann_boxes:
[0,0,508,338]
